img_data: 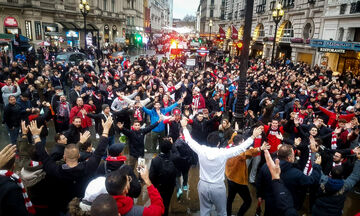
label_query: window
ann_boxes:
[111,0,115,12]
[210,9,214,17]
[132,17,135,26]
[340,4,347,14]
[303,23,313,40]
[282,21,294,37]
[269,25,273,35]
[127,16,130,25]
[211,0,215,5]
[259,24,265,37]
[337,28,344,41]
[25,20,32,40]
[103,0,107,10]
[131,0,135,9]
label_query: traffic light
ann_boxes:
[134,34,142,44]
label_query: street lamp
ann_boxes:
[209,19,213,41]
[79,0,90,49]
[271,3,284,65]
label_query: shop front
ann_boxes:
[4,17,20,35]
[250,42,264,58]
[311,39,360,74]
[66,30,79,47]
[43,23,62,46]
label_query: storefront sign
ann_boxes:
[5,28,18,34]
[25,21,32,40]
[318,47,346,54]
[4,17,18,27]
[66,31,79,38]
[35,21,42,40]
[311,39,360,52]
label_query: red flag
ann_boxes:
[219,27,226,39]
[232,25,238,40]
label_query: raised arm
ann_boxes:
[182,126,203,154]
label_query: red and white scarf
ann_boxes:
[29,161,42,167]
[303,148,313,176]
[134,108,143,122]
[0,170,36,214]
[331,132,337,150]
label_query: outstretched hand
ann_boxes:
[117,122,124,129]
[0,144,17,168]
[264,149,281,180]
[21,120,28,135]
[180,117,188,128]
[29,120,43,136]
[102,116,113,133]
[79,131,91,144]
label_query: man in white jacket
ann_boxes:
[180,118,263,216]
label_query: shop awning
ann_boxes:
[57,22,80,30]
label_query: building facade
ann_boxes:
[149,0,171,33]
[313,0,360,74]
[199,0,226,37]
[0,0,144,48]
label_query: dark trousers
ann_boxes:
[226,179,252,216]
[158,186,175,216]
[6,126,19,145]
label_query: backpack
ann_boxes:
[156,155,177,188]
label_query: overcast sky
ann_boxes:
[173,0,200,19]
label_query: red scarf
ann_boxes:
[118,97,123,101]
[105,155,127,162]
[29,114,39,122]
[0,170,36,214]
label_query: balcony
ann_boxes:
[40,1,54,8]
[279,37,292,43]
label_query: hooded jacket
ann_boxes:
[312,160,360,216]
[142,102,179,133]
[113,184,164,216]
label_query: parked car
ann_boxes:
[55,52,88,66]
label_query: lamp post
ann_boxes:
[271,3,284,65]
[79,0,90,50]
[209,19,213,42]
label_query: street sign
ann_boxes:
[197,47,209,56]
[186,59,196,66]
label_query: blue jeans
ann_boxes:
[6,126,19,145]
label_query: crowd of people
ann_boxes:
[0,43,359,216]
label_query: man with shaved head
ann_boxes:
[29,117,114,215]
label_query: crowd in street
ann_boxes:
[0,43,360,216]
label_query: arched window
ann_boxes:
[303,23,313,39]
[282,21,294,38]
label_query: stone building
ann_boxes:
[0,0,144,48]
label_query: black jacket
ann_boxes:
[68,89,81,107]
[63,124,85,144]
[35,136,108,212]
[0,175,31,216]
[119,122,159,158]
[257,160,321,213]
[149,153,177,190]
[50,143,65,161]
[272,179,298,216]
[3,103,23,128]
[190,115,219,145]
